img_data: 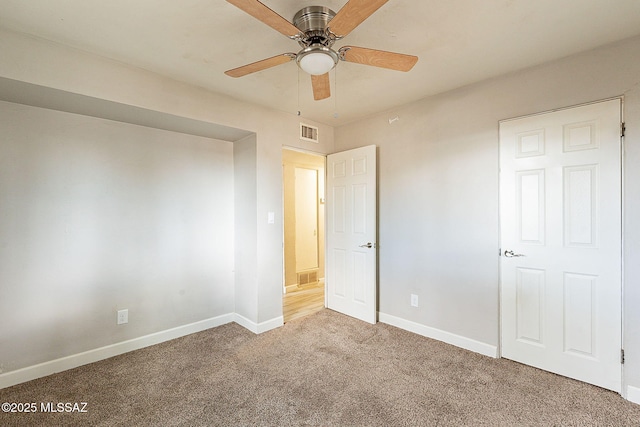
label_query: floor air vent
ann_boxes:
[300,123,319,143]
[297,270,318,286]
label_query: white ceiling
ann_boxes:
[1,0,640,126]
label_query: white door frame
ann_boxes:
[497,97,625,393]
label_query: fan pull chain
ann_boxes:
[297,67,301,116]
[333,66,339,119]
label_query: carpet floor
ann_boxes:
[1,309,639,426]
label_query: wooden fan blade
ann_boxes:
[311,73,331,101]
[227,0,300,37]
[225,54,295,78]
[326,0,388,37]
[340,46,418,72]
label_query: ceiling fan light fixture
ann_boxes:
[296,46,338,75]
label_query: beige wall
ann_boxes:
[0,100,235,373]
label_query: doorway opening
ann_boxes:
[282,148,326,322]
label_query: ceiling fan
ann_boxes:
[224,0,418,101]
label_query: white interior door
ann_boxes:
[500,99,622,392]
[326,145,377,324]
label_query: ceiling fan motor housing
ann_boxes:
[293,6,337,48]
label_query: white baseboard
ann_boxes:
[378,312,498,358]
[284,284,299,294]
[234,313,283,334]
[256,316,284,333]
[0,313,235,390]
[627,385,640,405]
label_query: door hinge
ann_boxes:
[621,122,626,137]
[621,349,625,364]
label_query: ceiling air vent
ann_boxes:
[300,123,319,143]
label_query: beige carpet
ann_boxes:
[1,309,639,426]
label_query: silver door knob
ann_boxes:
[504,250,525,257]
[359,242,374,248]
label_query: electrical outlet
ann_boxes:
[410,294,419,307]
[117,309,128,325]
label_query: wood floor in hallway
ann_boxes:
[283,282,325,323]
